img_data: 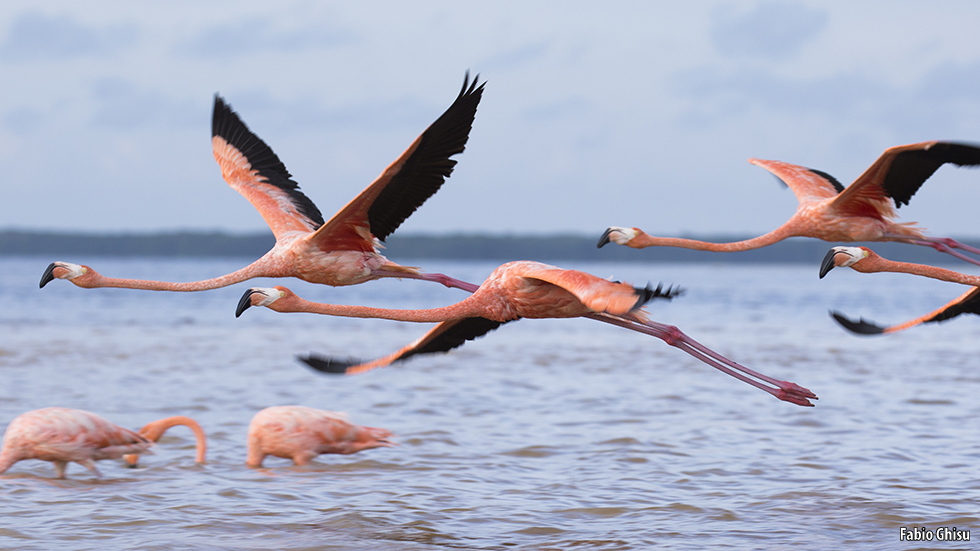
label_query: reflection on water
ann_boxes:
[1,257,978,549]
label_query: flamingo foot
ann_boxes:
[774,381,818,407]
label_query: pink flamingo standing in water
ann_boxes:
[0,408,154,478]
[819,245,980,335]
[123,415,208,467]
[40,73,484,293]
[599,142,980,266]
[236,261,818,406]
[246,406,394,468]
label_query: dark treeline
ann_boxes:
[1,229,977,264]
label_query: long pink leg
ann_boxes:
[887,234,980,267]
[587,313,817,407]
[371,270,480,293]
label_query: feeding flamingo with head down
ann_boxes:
[598,142,980,267]
[236,261,817,407]
[123,415,207,468]
[819,245,980,335]
[40,73,485,293]
[246,406,394,468]
[0,408,155,478]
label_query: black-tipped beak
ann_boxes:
[818,249,839,279]
[597,228,614,248]
[235,289,260,318]
[39,262,58,288]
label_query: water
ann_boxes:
[1,256,978,550]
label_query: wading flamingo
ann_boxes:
[819,245,980,335]
[0,408,152,478]
[124,415,207,467]
[236,261,818,406]
[598,142,980,266]
[246,406,394,468]
[40,73,485,293]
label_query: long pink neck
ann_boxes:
[284,294,484,323]
[139,416,207,463]
[87,260,273,292]
[865,257,980,286]
[634,225,796,252]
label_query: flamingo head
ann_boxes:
[39,261,91,288]
[819,246,870,278]
[236,286,290,317]
[597,227,639,248]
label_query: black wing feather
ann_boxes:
[807,168,846,194]
[367,73,485,241]
[830,311,886,335]
[212,95,325,229]
[926,287,980,323]
[881,142,980,208]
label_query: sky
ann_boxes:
[3,1,980,238]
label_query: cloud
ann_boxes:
[176,17,354,58]
[89,78,199,130]
[0,11,137,61]
[710,1,828,61]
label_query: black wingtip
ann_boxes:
[633,283,684,309]
[235,289,258,318]
[597,228,614,248]
[296,354,359,375]
[818,249,839,279]
[39,262,57,288]
[830,310,886,335]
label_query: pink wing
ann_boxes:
[16,408,150,459]
[513,263,672,316]
[308,74,485,253]
[748,158,843,205]
[212,96,324,241]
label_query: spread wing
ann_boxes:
[211,95,324,240]
[833,141,980,213]
[831,286,980,335]
[297,316,507,376]
[749,158,844,205]
[307,73,485,253]
[514,263,680,316]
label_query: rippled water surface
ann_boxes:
[1,257,978,550]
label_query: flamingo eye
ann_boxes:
[278,290,286,298]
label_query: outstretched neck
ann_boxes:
[633,225,797,252]
[283,295,480,323]
[88,259,276,292]
[863,257,980,286]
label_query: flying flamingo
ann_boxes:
[598,141,980,267]
[819,245,980,335]
[123,415,208,467]
[0,407,152,478]
[246,406,394,468]
[40,73,485,293]
[236,261,818,406]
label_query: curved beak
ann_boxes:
[39,262,58,288]
[596,228,614,248]
[818,249,840,279]
[236,288,262,318]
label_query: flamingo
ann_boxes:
[246,406,394,468]
[236,261,818,406]
[0,407,152,478]
[40,73,485,293]
[123,415,207,467]
[819,245,980,335]
[598,141,980,267]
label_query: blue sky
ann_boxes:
[3,1,980,237]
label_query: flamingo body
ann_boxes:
[820,245,980,335]
[246,406,393,468]
[598,142,980,266]
[40,73,485,292]
[237,261,817,406]
[0,408,152,478]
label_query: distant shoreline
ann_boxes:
[2,229,977,264]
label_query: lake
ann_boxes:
[0,256,977,550]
